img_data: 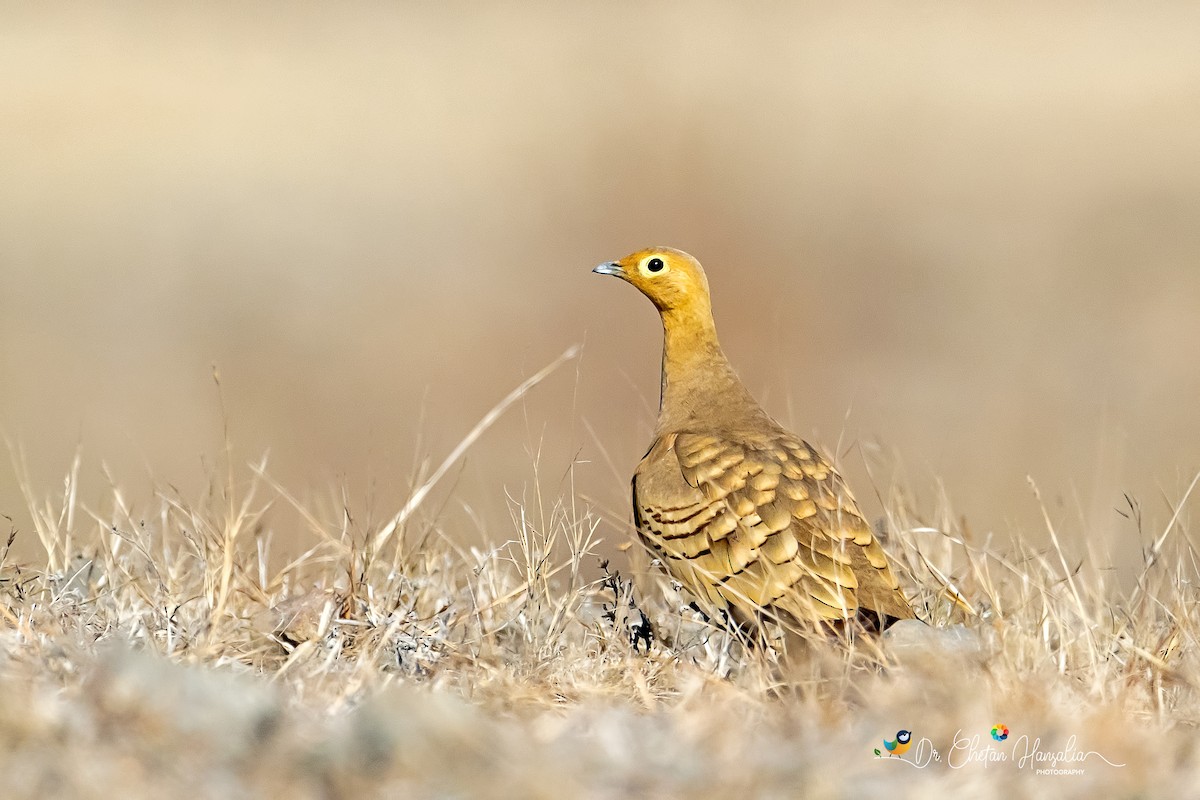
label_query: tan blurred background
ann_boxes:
[2,2,1198,570]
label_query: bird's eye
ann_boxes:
[640,256,667,277]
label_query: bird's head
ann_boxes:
[897,730,912,744]
[593,247,711,315]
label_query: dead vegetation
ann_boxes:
[1,364,1198,798]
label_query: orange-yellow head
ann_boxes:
[592,247,712,315]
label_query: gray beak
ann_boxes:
[592,261,622,276]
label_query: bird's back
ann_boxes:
[633,422,913,628]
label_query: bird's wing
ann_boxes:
[633,430,912,623]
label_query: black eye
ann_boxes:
[647,258,664,272]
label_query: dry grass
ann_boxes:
[1,366,1198,799]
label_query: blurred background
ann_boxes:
[2,2,1198,571]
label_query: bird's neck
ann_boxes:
[656,305,770,434]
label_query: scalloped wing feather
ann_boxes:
[632,431,913,624]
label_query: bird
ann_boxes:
[884,730,913,756]
[592,247,913,632]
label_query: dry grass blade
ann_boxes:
[1129,469,1200,611]
[371,345,581,554]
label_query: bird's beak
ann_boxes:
[592,261,623,277]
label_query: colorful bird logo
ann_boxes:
[991,724,1009,742]
[883,730,912,756]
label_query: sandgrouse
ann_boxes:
[594,247,913,630]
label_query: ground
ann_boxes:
[1,447,1196,800]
